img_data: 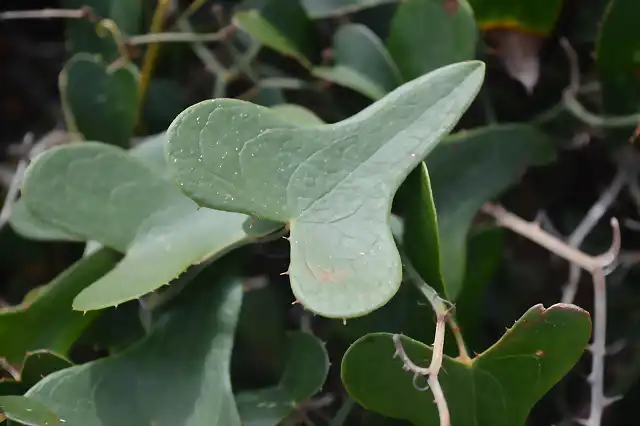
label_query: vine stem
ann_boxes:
[393,314,450,426]
[481,203,621,426]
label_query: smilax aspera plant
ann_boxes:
[0,34,605,426]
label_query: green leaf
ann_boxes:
[20,142,282,311]
[166,61,485,318]
[236,331,329,426]
[427,124,555,299]
[401,163,445,296]
[468,0,563,34]
[342,304,592,426]
[234,0,315,68]
[9,201,81,242]
[0,396,60,426]
[24,264,244,426]
[386,0,477,81]
[0,249,119,365]
[62,0,142,59]
[270,104,326,126]
[595,0,640,115]
[0,351,73,396]
[301,0,398,18]
[454,226,504,351]
[313,24,402,100]
[60,54,140,148]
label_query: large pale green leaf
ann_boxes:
[313,24,402,100]
[236,332,329,426]
[386,0,477,81]
[301,0,397,18]
[426,124,555,299]
[234,0,315,68]
[9,201,81,242]
[0,395,60,426]
[0,249,119,365]
[342,304,592,426]
[25,264,244,426]
[166,61,485,318]
[60,54,140,148]
[468,0,562,33]
[20,143,282,311]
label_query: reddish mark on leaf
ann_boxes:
[443,0,458,14]
[535,349,544,357]
[312,267,349,284]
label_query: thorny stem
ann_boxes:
[0,8,94,21]
[561,170,626,303]
[559,38,640,129]
[588,270,607,426]
[481,203,621,426]
[393,314,450,426]
[480,203,620,274]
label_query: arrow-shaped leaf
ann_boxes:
[20,142,282,311]
[24,264,245,426]
[342,303,592,426]
[166,61,485,318]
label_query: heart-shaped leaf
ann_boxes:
[313,24,402,100]
[426,124,555,299]
[236,331,330,426]
[0,249,119,365]
[20,142,282,311]
[60,53,140,148]
[24,263,245,426]
[0,395,60,426]
[342,304,592,426]
[301,0,397,18]
[166,61,485,318]
[386,0,477,81]
[234,0,315,68]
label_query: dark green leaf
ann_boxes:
[0,249,119,365]
[0,395,60,426]
[596,0,640,115]
[20,142,282,310]
[342,304,592,426]
[236,332,329,426]
[301,0,398,18]
[25,264,245,426]
[234,0,315,67]
[313,24,402,100]
[469,0,563,34]
[386,0,477,81]
[427,124,555,299]
[0,352,73,397]
[401,163,445,296]
[166,61,485,318]
[60,54,139,148]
